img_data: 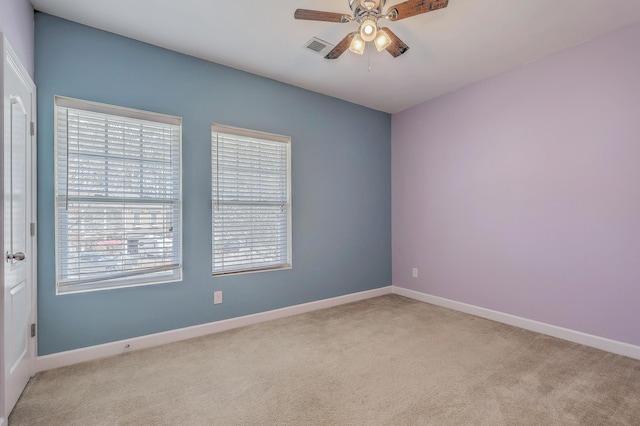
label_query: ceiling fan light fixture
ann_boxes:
[360,18,377,42]
[349,34,366,55]
[374,29,392,52]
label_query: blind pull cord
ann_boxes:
[216,132,220,211]
[65,109,70,211]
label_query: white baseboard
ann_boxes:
[392,286,640,360]
[37,284,638,372]
[35,286,392,372]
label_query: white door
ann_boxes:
[1,35,36,423]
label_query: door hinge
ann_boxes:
[30,222,36,237]
[31,323,36,338]
[30,121,35,136]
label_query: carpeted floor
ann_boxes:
[9,294,640,425]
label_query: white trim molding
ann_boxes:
[392,286,640,361]
[37,284,639,373]
[36,286,393,372]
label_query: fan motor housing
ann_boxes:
[349,0,386,18]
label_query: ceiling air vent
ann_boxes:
[304,37,335,56]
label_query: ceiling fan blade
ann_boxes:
[381,27,409,57]
[294,9,351,23]
[325,32,356,59]
[388,0,449,21]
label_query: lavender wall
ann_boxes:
[392,22,640,347]
[0,0,34,77]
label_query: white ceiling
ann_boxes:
[29,0,640,114]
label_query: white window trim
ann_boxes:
[211,124,292,276]
[54,96,183,294]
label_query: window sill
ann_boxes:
[212,264,292,278]
[56,269,182,295]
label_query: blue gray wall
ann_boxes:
[35,13,391,355]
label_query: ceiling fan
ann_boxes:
[295,0,449,59]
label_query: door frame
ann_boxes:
[0,33,37,425]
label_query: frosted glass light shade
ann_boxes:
[374,29,392,51]
[360,19,377,42]
[349,34,366,55]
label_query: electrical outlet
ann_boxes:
[214,291,223,305]
[412,268,418,278]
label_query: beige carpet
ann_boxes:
[9,295,640,425]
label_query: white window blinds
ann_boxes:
[211,124,292,275]
[55,96,182,293]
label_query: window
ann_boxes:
[211,124,292,275]
[55,96,182,293]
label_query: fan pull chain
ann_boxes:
[368,43,372,72]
